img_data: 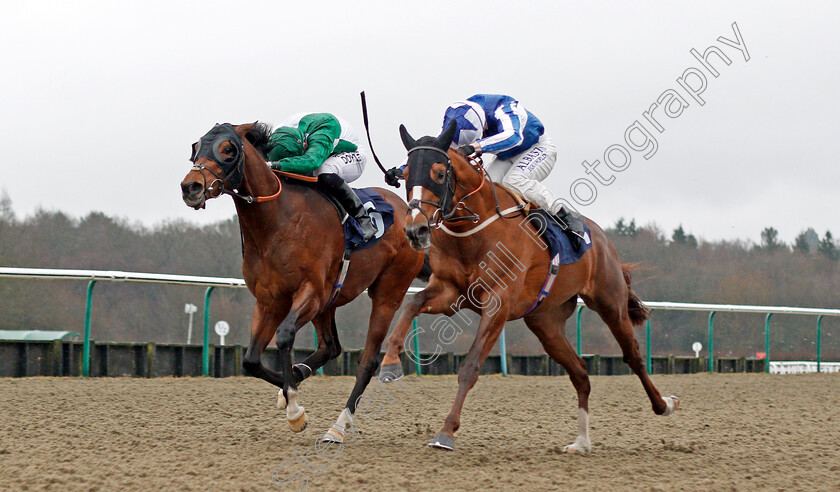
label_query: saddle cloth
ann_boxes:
[342,188,395,251]
[492,182,591,265]
[526,209,592,265]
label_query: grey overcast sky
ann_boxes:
[1,1,837,244]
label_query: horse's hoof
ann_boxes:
[662,395,680,416]
[321,428,344,444]
[276,391,286,410]
[562,444,590,455]
[562,435,591,454]
[293,363,312,383]
[288,412,308,433]
[428,433,455,451]
[378,363,404,383]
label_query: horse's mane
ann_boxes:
[245,122,274,158]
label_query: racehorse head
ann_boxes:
[181,122,273,209]
[399,121,459,250]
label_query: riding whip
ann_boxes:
[360,91,391,175]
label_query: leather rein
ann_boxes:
[191,149,320,205]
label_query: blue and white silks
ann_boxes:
[442,94,545,160]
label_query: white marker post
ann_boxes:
[215,320,230,346]
[692,342,702,358]
[184,303,197,344]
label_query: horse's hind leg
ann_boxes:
[524,299,592,454]
[275,310,341,411]
[584,293,677,416]
[293,310,342,383]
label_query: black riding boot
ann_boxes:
[552,206,586,252]
[318,173,377,241]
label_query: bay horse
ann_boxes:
[380,122,678,452]
[180,122,426,438]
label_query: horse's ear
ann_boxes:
[399,124,416,150]
[233,122,255,137]
[437,119,457,150]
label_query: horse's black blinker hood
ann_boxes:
[191,123,245,190]
[405,146,453,208]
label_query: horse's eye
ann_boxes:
[437,170,445,180]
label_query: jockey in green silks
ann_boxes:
[265,112,377,241]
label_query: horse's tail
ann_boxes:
[622,263,650,326]
[415,253,432,282]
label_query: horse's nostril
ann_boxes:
[181,181,202,198]
[406,224,430,244]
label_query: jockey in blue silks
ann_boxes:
[385,94,585,250]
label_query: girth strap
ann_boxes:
[523,253,561,316]
[327,251,352,307]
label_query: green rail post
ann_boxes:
[645,319,651,374]
[816,315,823,373]
[708,311,716,373]
[203,286,215,376]
[82,280,97,377]
[764,313,772,374]
[313,327,323,376]
[412,318,421,376]
[500,327,508,376]
[575,305,583,356]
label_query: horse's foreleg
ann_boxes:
[379,291,427,379]
[429,302,510,451]
[380,280,458,382]
[276,282,321,433]
[323,296,401,443]
[242,303,288,389]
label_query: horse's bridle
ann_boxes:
[406,144,530,233]
[405,146,486,228]
[190,123,281,204]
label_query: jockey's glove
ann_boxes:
[459,144,482,158]
[384,167,403,188]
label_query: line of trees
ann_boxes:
[1,192,838,360]
[600,219,840,360]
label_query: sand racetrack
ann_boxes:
[1,373,839,490]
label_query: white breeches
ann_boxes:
[483,136,561,213]
[314,150,368,183]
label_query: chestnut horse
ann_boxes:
[180,122,425,438]
[380,122,678,452]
